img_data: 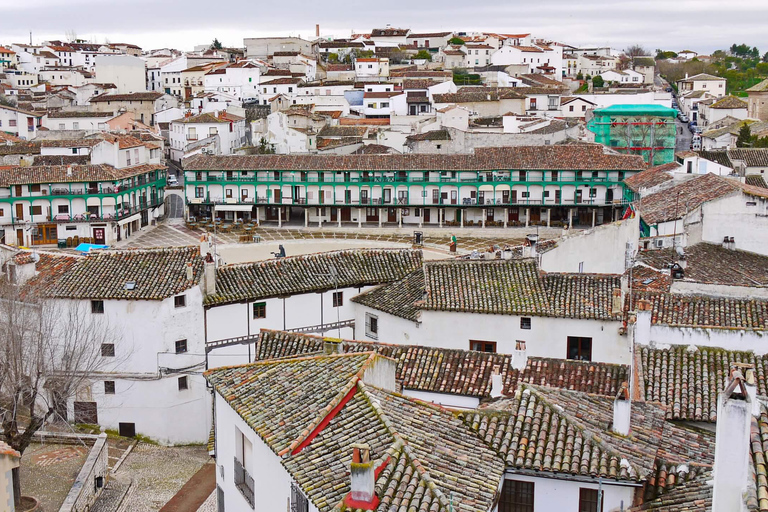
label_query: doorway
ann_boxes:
[93,227,106,245]
[341,207,351,221]
[423,209,431,223]
[119,422,136,438]
[15,203,24,221]
[387,208,396,223]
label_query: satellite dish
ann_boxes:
[675,246,685,258]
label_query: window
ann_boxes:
[30,184,40,193]
[104,381,116,395]
[520,317,531,330]
[579,488,603,512]
[92,300,104,314]
[332,291,343,307]
[567,336,593,361]
[499,479,534,512]
[30,205,42,215]
[73,122,79,130]
[470,340,497,353]
[253,302,266,319]
[569,105,574,112]
[101,343,115,357]
[178,376,188,391]
[175,339,188,353]
[582,105,587,112]
[365,312,378,339]
[174,294,186,308]
[195,186,204,198]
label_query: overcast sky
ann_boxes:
[2,0,767,55]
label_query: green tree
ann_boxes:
[414,49,432,61]
[210,38,223,50]
[327,52,339,63]
[576,71,584,80]
[592,75,605,87]
[447,37,465,45]
[737,124,754,147]
[763,51,768,63]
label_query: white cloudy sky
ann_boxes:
[2,0,767,54]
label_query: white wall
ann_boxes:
[214,392,294,512]
[94,55,146,94]
[699,193,768,256]
[540,217,638,274]
[354,304,631,364]
[496,474,636,512]
[404,389,480,409]
[61,285,209,444]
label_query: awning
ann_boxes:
[479,184,494,192]
[214,204,254,212]
[118,213,141,226]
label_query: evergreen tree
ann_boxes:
[736,124,754,147]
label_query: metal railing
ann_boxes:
[234,457,255,508]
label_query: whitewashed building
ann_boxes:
[169,111,246,161]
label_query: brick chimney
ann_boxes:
[350,443,375,504]
[712,365,752,512]
[612,382,631,435]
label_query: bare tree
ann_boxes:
[0,282,119,507]
[64,29,78,43]
[625,44,649,58]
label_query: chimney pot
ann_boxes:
[512,340,528,370]
[612,382,631,435]
[490,367,504,398]
[186,262,193,281]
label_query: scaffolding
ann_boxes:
[587,105,678,166]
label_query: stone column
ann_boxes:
[378,208,382,228]
[439,209,443,228]
[304,209,308,228]
[358,208,362,228]
[525,208,529,228]
[504,208,508,228]
[592,209,596,228]
[278,207,282,228]
[338,210,342,228]
[547,209,551,227]
[569,208,573,229]
[398,208,402,228]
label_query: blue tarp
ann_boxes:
[74,243,109,254]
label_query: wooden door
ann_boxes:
[14,185,22,196]
[508,208,519,222]
[503,190,510,204]
[423,208,431,223]
[273,189,281,203]
[330,208,338,222]
[511,190,518,204]
[341,207,351,221]
[530,208,541,222]
[387,208,396,222]
[486,209,494,221]
[16,229,23,245]
[73,402,98,424]
[15,203,24,221]
[345,190,351,204]
[383,189,392,204]
[366,208,378,222]
[93,228,106,244]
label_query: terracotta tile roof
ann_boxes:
[729,149,768,167]
[47,111,115,118]
[206,352,505,512]
[639,173,740,225]
[639,243,768,288]
[352,144,398,155]
[260,77,304,85]
[390,70,453,78]
[629,266,673,292]
[639,345,768,422]
[407,32,452,38]
[694,149,733,167]
[205,249,423,306]
[14,251,81,299]
[0,132,23,143]
[0,440,20,458]
[624,163,678,192]
[420,259,622,320]
[747,78,768,93]
[0,163,165,186]
[258,330,629,399]
[325,64,353,72]
[317,125,367,138]
[352,269,424,322]
[746,175,768,188]
[90,92,164,102]
[316,138,361,150]
[406,129,451,142]
[0,142,41,156]
[633,291,768,330]
[402,79,437,90]
[40,139,103,148]
[44,247,202,300]
[679,73,724,82]
[184,144,646,172]
[710,95,748,109]
[33,155,90,166]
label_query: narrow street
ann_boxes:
[675,118,692,152]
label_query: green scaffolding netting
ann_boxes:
[587,105,678,166]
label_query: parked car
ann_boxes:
[168,175,179,186]
[679,114,689,122]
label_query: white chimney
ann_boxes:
[323,338,343,355]
[612,382,631,435]
[712,367,752,512]
[490,368,504,398]
[512,340,528,370]
[203,259,216,296]
[634,299,652,346]
[611,288,623,316]
[186,262,194,282]
[349,443,375,504]
[66,165,72,176]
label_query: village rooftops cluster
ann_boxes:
[11,246,203,301]
[0,163,165,186]
[257,330,630,399]
[206,352,505,512]
[638,173,768,225]
[205,248,423,306]
[354,258,623,321]
[183,144,647,171]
